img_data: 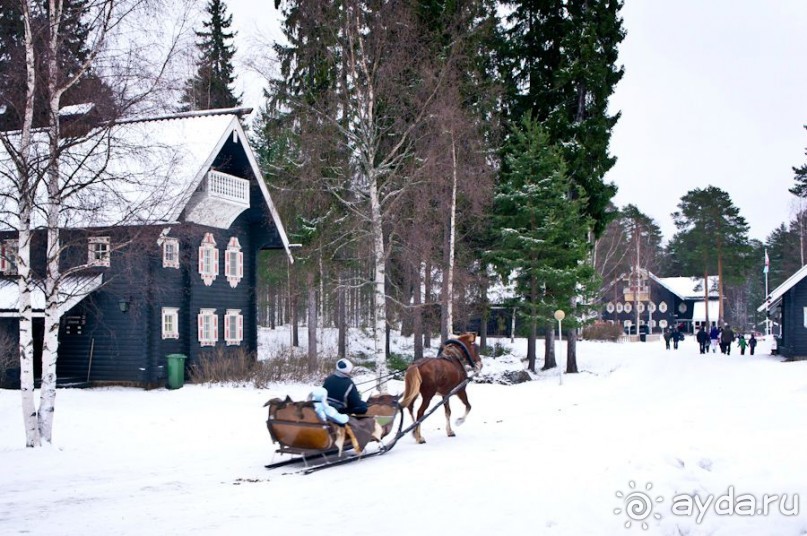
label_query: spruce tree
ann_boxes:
[180,0,241,111]
[488,115,595,372]
[499,0,625,237]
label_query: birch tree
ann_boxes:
[0,0,194,446]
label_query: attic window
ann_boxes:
[224,237,243,288]
[198,233,218,286]
[88,236,110,267]
[1,240,18,274]
[162,237,179,269]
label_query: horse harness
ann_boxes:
[437,339,476,370]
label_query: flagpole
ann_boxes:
[765,248,770,336]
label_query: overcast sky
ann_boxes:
[226,1,807,244]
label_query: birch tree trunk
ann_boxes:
[441,131,458,341]
[17,0,40,448]
[369,172,390,389]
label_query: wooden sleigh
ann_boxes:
[264,393,403,471]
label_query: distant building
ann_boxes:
[757,265,807,360]
[601,269,719,334]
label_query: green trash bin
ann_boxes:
[166,354,187,389]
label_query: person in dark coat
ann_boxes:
[671,326,682,350]
[322,358,368,415]
[696,326,708,354]
[749,333,757,355]
[720,325,735,355]
[663,327,672,350]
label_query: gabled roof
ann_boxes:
[648,274,719,300]
[0,108,292,261]
[756,264,807,312]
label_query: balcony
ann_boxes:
[184,170,251,228]
[207,170,249,207]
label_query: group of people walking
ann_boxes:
[693,324,757,355]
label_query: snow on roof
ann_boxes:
[0,274,103,317]
[650,274,719,300]
[0,108,292,261]
[692,300,721,322]
[59,103,95,116]
[756,264,807,312]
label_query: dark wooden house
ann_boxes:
[600,269,719,334]
[757,265,807,360]
[0,108,292,386]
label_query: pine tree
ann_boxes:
[180,0,241,111]
[668,186,751,325]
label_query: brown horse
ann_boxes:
[399,332,483,444]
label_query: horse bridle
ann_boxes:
[438,339,478,370]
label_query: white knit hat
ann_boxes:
[336,358,354,375]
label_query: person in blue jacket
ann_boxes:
[322,358,368,415]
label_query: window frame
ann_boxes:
[88,236,111,267]
[224,237,244,288]
[0,240,18,274]
[162,307,179,339]
[198,233,219,286]
[162,237,179,269]
[224,309,243,346]
[197,308,218,347]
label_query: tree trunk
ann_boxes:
[38,17,68,444]
[18,0,39,448]
[566,328,578,373]
[526,316,536,372]
[543,326,557,370]
[413,262,423,360]
[424,261,432,349]
[441,131,458,341]
[307,272,317,373]
[337,272,346,359]
[369,172,390,389]
[479,265,489,352]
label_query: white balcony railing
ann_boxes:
[207,170,249,207]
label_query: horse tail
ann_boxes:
[399,366,422,408]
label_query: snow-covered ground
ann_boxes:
[1,331,806,536]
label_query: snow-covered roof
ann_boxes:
[649,274,719,300]
[692,300,721,322]
[756,264,807,312]
[0,274,103,317]
[0,108,292,261]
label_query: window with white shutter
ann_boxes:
[198,233,218,286]
[224,237,243,288]
[224,309,243,345]
[197,308,218,346]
